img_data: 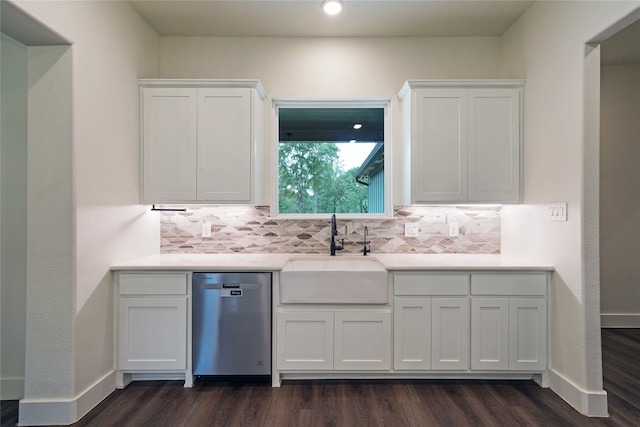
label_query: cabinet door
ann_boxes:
[118,297,187,370]
[334,311,391,370]
[142,88,197,202]
[471,298,509,370]
[431,298,469,370]
[394,298,431,370]
[276,311,333,370]
[197,88,252,202]
[509,298,547,370]
[467,89,520,203]
[413,89,468,202]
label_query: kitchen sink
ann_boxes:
[279,256,388,304]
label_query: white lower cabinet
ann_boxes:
[276,311,334,370]
[470,298,509,370]
[470,298,547,371]
[334,311,391,370]
[118,297,187,370]
[394,297,470,370]
[116,272,191,388]
[277,310,391,371]
[508,298,547,370]
[470,273,547,372]
[393,298,431,369]
[431,298,470,370]
[393,271,548,375]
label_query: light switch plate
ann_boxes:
[202,222,212,237]
[547,203,567,221]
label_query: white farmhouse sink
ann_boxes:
[279,256,389,304]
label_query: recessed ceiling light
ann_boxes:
[349,139,357,144]
[353,123,363,129]
[322,0,343,15]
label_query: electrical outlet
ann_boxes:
[202,222,212,237]
[448,221,459,238]
[427,213,446,224]
[404,223,419,237]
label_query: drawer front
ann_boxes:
[394,273,469,296]
[471,273,546,296]
[119,273,188,295]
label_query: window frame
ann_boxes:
[271,98,392,219]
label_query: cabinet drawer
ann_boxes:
[394,273,469,296]
[119,273,188,295]
[471,273,546,296]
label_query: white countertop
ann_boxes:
[111,253,553,271]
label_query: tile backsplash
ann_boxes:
[160,205,500,255]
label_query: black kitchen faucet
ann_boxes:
[330,214,344,256]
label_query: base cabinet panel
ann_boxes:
[393,298,432,370]
[276,311,334,370]
[118,297,187,370]
[509,299,547,370]
[471,298,509,370]
[394,297,471,371]
[431,298,470,370]
[334,311,391,370]
[277,310,391,371]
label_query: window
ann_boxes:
[273,99,390,217]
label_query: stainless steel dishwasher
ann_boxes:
[192,272,271,378]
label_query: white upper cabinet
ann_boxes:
[413,88,468,202]
[141,88,198,202]
[140,80,265,204]
[197,88,252,201]
[399,80,523,204]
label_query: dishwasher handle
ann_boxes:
[195,282,262,290]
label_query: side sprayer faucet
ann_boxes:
[330,214,344,256]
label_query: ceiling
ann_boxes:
[279,108,384,143]
[601,18,640,65]
[128,0,535,37]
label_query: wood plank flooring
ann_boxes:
[2,328,639,426]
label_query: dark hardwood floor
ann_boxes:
[2,329,639,426]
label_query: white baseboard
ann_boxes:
[0,377,24,400]
[600,313,640,328]
[18,370,115,426]
[549,369,608,417]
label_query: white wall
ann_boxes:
[499,0,640,416]
[0,33,28,400]
[159,36,503,205]
[8,0,161,424]
[600,64,640,325]
[24,43,76,401]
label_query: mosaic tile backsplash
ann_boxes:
[160,206,501,255]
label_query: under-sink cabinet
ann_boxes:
[139,79,265,204]
[276,309,392,371]
[115,272,192,388]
